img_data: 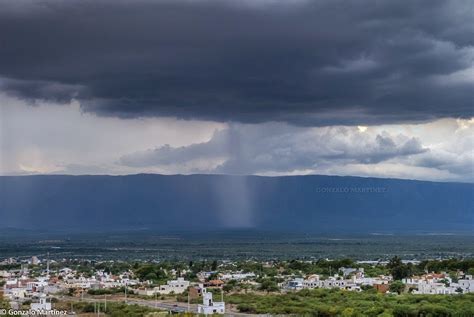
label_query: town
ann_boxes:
[1,256,473,316]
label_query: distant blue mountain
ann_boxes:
[0,174,472,233]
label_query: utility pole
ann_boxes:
[187,290,190,312]
[124,283,127,303]
[104,294,107,312]
[155,292,157,308]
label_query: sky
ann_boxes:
[0,0,473,182]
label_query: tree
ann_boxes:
[361,284,374,292]
[223,284,234,293]
[387,256,403,269]
[387,256,412,280]
[223,279,238,293]
[259,279,279,293]
[144,272,158,281]
[241,283,251,294]
[439,278,450,287]
[135,264,167,282]
[389,280,405,294]
[449,272,459,283]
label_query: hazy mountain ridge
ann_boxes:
[0,174,472,233]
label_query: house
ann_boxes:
[219,272,255,281]
[402,273,465,295]
[30,294,52,311]
[344,284,361,292]
[340,267,364,278]
[197,288,225,315]
[413,281,454,294]
[136,288,156,296]
[319,276,347,289]
[373,283,390,293]
[302,275,320,289]
[205,279,224,288]
[458,275,474,293]
[285,278,304,290]
[156,277,190,295]
[189,285,204,299]
[197,271,217,282]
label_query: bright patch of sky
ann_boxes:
[1,94,472,182]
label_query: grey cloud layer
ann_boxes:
[119,124,428,175]
[1,0,473,125]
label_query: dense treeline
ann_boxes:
[419,259,474,274]
[385,257,474,280]
[224,258,474,280]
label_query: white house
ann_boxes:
[413,281,455,294]
[340,267,364,278]
[302,275,321,289]
[156,277,190,295]
[220,272,256,281]
[30,294,52,311]
[197,288,225,315]
[137,288,156,296]
[285,278,304,290]
[458,276,474,293]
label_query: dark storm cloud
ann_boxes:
[0,0,473,125]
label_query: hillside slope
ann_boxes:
[0,174,472,233]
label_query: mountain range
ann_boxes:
[0,174,472,233]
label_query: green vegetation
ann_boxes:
[258,278,280,293]
[387,256,413,280]
[227,289,474,316]
[134,264,168,284]
[87,287,133,295]
[0,299,10,310]
[61,301,162,317]
[1,248,472,317]
[419,259,474,273]
[389,281,405,294]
